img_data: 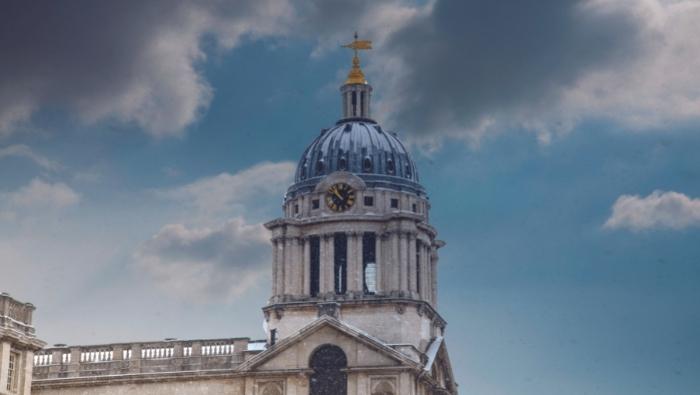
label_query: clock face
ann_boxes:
[325,183,355,212]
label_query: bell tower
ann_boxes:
[263,35,446,353]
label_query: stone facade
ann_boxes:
[0,293,45,395]
[15,39,459,395]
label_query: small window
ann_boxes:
[294,204,299,214]
[412,203,417,213]
[386,158,395,174]
[270,329,278,346]
[390,198,399,209]
[338,156,347,170]
[316,159,325,175]
[300,162,307,179]
[364,196,374,206]
[312,199,320,209]
[405,163,412,179]
[363,156,372,172]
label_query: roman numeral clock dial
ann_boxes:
[325,183,355,212]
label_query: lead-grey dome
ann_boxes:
[288,119,424,197]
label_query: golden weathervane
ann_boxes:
[342,32,372,85]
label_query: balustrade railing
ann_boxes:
[0,293,36,335]
[32,338,266,380]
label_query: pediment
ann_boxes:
[237,316,419,372]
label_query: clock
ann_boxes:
[325,183,355,212]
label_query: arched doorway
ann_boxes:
[309,344,347,395]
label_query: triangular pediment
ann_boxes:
[237,316,420,372]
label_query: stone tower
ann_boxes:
[263,36,447,357]
[0,293,45,395]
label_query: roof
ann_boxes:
[289,119,424,196]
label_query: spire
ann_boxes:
[340,33,374,119]
[341,32,372,85]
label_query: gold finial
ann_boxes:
[341,32,372,85]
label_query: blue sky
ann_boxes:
[1,1,699,394]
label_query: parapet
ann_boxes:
[32,337,267,381]
[0,292,44,350]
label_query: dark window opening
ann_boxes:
[386,158,395,174]
[310,236,320,297]
[405,163,412,179]
[316,159,325,175]
[412,203,417,213]
[309,345,347,395]
[334,233,347,295]
[363,232,376,294]
[270,329,278,346]
[351,91,357,117]
[360,91,366,116]
[390,198,399,209]
[364,196,374,206]
[338,156,347,170]
[312,199,320,210]
[294,204,299,214]
[363,156,372,172]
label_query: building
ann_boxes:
[12,36,458,395]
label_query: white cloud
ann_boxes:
[604,190,700,231]
[0,144,60,171]
[136,161,294,301]
[159,161,295,220]
[3,178,80,210]
[133,217,270,302]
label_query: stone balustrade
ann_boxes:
[32,337,266,380]
[0,292,36,337]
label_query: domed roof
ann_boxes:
[288,119,424,196]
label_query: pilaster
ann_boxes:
[303,237,311,296]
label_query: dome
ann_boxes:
[288,119,424,196]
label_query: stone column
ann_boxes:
[303,237,311,296]
[293,237,303,295]
[399,232,409,293]
[0,341,10,391]
[21,350,34,395]
[421,242,430,301]
[375,234,383,294]
[319,235,333,294]
[408,233,417,296]
[391,231,400,292]
[275,238,285,297]
[431,248,439,307]
[283,237,293,296]
[271,239,278,297]
[347,232,361,293]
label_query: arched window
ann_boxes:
[371,380,396,395]
[338,156,347,171]
[405,163,412,179]
[309,345,347,395]
[316,159,325,176]
[260,382,284,395]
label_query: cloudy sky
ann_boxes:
[1,1,699,393]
